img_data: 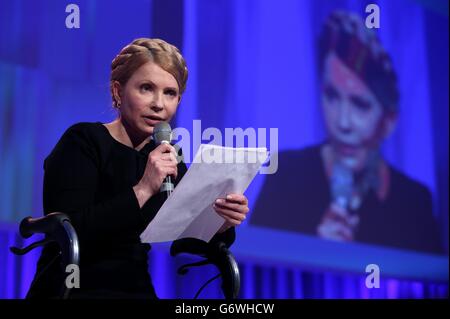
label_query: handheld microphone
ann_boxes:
[330,162,354,210]
[152,122,174,197]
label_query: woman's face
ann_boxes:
[321,53,393,171]
[114,61,180,139]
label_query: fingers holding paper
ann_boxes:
[213,193,249,233]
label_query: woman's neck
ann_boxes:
[104,118,150,151]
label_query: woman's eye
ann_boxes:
[324,85,339,101]
[351,96,372,112]
[165,89,177,96]
[141,84,152,92]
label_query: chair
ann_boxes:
[10,213,240,299]
[171,237,240,299]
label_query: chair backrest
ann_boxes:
[10,212,79,299]
[11,214,240,299]
[171,238,241,299]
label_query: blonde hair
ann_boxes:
[110,38,188,107]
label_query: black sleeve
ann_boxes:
[250,169,289,228]
[249,151,291,228]
[412,187,444,254]
[43,125,145,243]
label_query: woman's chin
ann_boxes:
[139,123,155,135]
[337,156,365,172]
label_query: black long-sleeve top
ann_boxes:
[27,122,235,299]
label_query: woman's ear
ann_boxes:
[381,112,398,139]
[112,81,122,106]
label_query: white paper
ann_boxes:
[140,144,268,243]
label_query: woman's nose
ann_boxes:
[150,92,164,112]
[337,103,352,132]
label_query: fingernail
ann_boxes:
[216,199,224,204]
[226,195,233,200]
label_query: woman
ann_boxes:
[27,38,249,298]
[251,11,442,254]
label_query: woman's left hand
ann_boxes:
[213,193,249,233]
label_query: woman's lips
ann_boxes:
[143,116,163,126]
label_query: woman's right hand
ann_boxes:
[316,203,359,241]
[133,143,179,207]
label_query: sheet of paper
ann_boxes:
[140,144,268,243]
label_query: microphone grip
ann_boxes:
[160,176,174,196]
[166,176,173,196]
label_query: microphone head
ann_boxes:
[331,163,353,208]
[152,122,172,144]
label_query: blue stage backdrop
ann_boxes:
[0,0,448,298]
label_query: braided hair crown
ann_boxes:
[318,11,399,112]
[110,38,188,107]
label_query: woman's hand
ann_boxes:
[213,193,250,233]
[316,203,359,241]
[133,143,178,207]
